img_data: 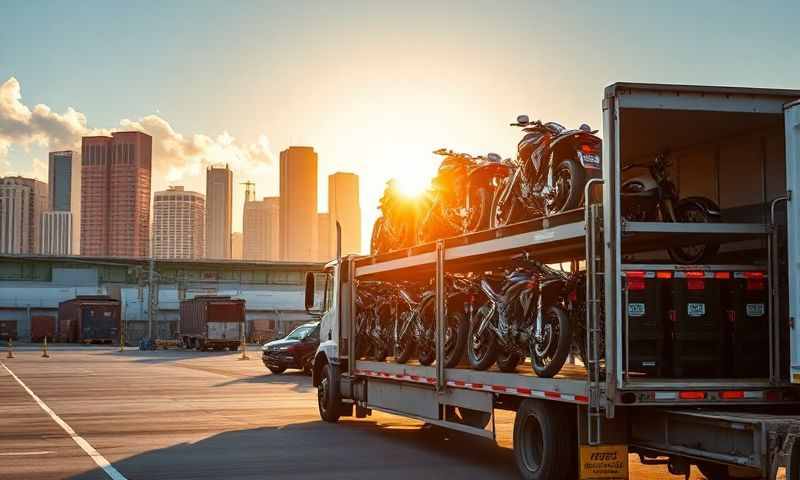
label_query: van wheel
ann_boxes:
[513,399,574,480]
[318,363,342,423]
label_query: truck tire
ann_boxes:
[318,363,342,423]
[513,399,574,480]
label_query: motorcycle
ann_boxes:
[394,276,468,368]
[467,258,573,377]
[371,179,430,255]
[417,149,512,244]
[354,281,394,362]
[621,151,721,264]
[491,115,602,228]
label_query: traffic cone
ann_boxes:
[6,338,14,359]
[42,337,50,358]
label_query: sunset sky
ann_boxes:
[1,1,798,253]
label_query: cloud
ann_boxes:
[0,77,275,189]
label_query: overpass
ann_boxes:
[0,254,325,343]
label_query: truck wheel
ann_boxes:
[513,399,573,480]
[318,363,342,423]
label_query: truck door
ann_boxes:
[785,99,800,383]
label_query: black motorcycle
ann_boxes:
[467,260,573,377]
[354,281,394,362]
[491,115,602,227]
[394,277,468,368]
[621,151,721,264]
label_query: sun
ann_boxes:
[394,174,429,198]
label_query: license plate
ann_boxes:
[578,151,601,169]
[627,303,645,317]
[746,303,765,317]
[687,303,706,317]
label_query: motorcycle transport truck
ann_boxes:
[303,83,800,480]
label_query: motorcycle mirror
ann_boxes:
[516,114,530,125]
[579,123,592,132]
[486,152,501,162]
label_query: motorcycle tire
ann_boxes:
[490,177,527,228]
[467,303,499,370]
[531,305,572,378]
[372,343,389,362]
[667,197,721,264]
[547,159,585,216]
[466,186,491,232]
[496,350,521,373]
[443,310,468,368]
[370,216,387,255]
[395,338,415,364]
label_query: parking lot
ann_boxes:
[0,345,761,480]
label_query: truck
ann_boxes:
[178,295,245,351]
[302,83,800,480]
[58,295,121,343]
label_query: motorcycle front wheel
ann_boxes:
[370,217,387,255]
[531,305,572,378]
[667,198,721,264]
[490,178,528,228]
[467,303,499,370]
[546,159,585,216]
[466,186,492,232]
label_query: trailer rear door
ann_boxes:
[786,99,800,383]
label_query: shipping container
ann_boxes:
[30,316,56,342]
[58,296,121,343]
[178,296,245,351]
[0,320,17,341]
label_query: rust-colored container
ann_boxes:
[0,320,17,341]
[31,316,56,342]
[58,296,121,343]
[178,296,245,350]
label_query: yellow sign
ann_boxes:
[579,444,629,480]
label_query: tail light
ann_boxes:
[580,143,599,154]
[720,390,744,400]
[686,271,705,291]
[678,391,706,400]
[656,271,672,279]
[744,272,765,291]
[625,271,646,291]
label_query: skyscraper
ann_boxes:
[41,150,80,255]
[243,196,279,261]
[0,176,48,254]
[328,172,361,255]
[153,186,205,259]
[80,132,152,257]
[279,146,317,261]
[231,232,243,260]
[205,165,232,259]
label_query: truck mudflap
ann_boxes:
[629,408,800,478]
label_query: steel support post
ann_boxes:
[435,240,446,391]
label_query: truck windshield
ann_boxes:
[286,326,314,340]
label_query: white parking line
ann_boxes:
[1,362,128,480]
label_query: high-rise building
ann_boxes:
[80,132,152,257]
[317,212,330,260]
[40,211,73,255]
[231,232,243,260]
[243,196,279,261]
[41,150,80,255]
[328,172,361,256]
[153,186,205,259]
[206,165,233,259]
[279,147,317,261]
[0,176,48,254]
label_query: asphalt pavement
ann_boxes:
[0,345,764,479]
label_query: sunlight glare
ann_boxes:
[394,174,429,198]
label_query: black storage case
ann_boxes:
[723,272,769,378]
[623,272,669,376]
[671,273,724,378]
